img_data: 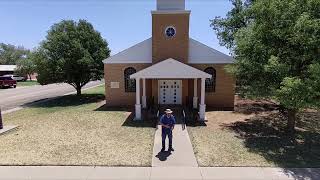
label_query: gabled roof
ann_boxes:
[0,65,17,71]
[188,38,234,64]
[103,38,152,64]
[130,58,211,79]
[103,37,234,64]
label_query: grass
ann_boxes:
[0,85,155,166]
[17,80,39,87]
[188,99,320,167]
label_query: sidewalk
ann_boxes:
[0,166,319,180]
[152,124,198,167]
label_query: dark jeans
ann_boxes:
[162,128,173,149]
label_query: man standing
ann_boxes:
[159,109,176,152]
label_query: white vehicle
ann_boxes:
[2,74,26,81]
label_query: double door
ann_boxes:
[159,80,182,105]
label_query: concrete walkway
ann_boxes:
[0,166,319,180]
[0,125,18,135]
[152,124,198,167]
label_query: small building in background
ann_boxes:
[0,65,17,76]
[0,65,37,80]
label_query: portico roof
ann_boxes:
[130,58,211,79]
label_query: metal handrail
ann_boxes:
[0,107,3,129]
[182,109,186,130]
[156,108,160,129]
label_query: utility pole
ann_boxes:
[0,107,3,129]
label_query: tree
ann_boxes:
[212,0,320,132]
[35,19,110,95]
[0,43,30,65]
[210,0,253,52]
[16,54,36,80]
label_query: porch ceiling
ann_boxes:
[130,58,211,79]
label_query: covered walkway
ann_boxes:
[130,58,211,121]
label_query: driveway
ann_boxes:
[0,81,103,111]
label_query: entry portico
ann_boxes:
[130,58,211,120]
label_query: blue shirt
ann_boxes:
[160,114,176,130]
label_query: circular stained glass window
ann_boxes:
[165,26,176,38]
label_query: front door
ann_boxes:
[159,80,182,105]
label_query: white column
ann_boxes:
[142,79,147,108]
[199,78,206,121]
[193,78,198,109]
[135,78,142,120]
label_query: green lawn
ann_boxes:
[0,85,155,166]
[17,80,39,87]
[188,106,320,167]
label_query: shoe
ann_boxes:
[161,147,165,152]
[168,147,174,151]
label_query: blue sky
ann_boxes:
[0,0,232,55]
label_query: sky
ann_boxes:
[0,0,232,55]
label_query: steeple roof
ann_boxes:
[157,0,185,11]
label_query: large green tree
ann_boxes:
[212,0,320,132]
[35,19,110,95]
[0,43,29,65]
[210,0,253,52]
[16,54,36,80]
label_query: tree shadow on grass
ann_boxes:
[223,111,320,169]
[234,99,280,115]
[282,168,320,180]
[219,97,320,178]
[24,94,105,108]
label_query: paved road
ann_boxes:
[0,81,103,111]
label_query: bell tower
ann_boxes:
[152,0,190,64]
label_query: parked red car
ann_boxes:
[0,76,17,88]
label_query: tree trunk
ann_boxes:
[76,85,82,96]
[287,109,297,133]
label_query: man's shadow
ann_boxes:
[155,150,172,161]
